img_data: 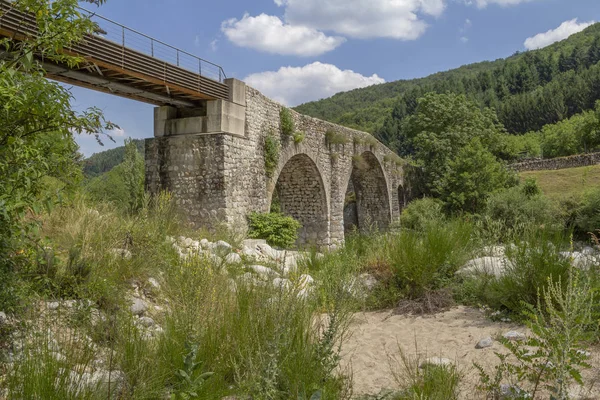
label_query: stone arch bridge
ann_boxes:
[146,79,406,248]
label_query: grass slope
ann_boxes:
[520,164,600,200]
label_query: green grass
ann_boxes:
[2,193,354,399]
[520,164,600,200]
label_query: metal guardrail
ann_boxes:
[80,6,227,84]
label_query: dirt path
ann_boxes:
[341,306,600,399]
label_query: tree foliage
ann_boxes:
[0,0,113,298]
[402,93,515,213]
[295,23,600,155]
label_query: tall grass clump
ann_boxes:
[470,229,572,317]
[388,220,473,301]
[389,348,461,400]
[116,256,351,399]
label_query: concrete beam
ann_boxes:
[225,78,246,107]
[161,99,246,136]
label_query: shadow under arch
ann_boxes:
[343,151,391,235]
[270,153,329,247]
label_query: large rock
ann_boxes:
[248,265,279,279]
[225,252,242,264]
[298,274,314,290]
[69,369,126,397]
[559,251,598,270]
[458,257,512,278]
[273,278,292,290]
[129,298,148,316]
[214,240,232,253]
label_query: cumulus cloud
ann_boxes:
[277,0,445,40]
[244,62,385,106]
[221,13,345,56]
[524,18,595,50]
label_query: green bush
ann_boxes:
[280,108,295,136]
[247,212,302,248]
[400,198,445,231]
[482,185,559,238]
[574,188,600,236]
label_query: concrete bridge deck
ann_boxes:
[0,0,228,107]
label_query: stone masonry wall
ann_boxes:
[146,80,405,248]
[511,152,600,172]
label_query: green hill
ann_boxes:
[295,23,600,154]
[82,139,145,178]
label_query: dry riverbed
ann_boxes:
[342,306,600,399]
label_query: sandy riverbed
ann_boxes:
[341,306,600,399]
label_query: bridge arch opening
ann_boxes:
[271,154,329,247]
[343,151,391,235]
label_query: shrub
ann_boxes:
[482,185,559,240]
[325,130,348,145]
[574,188,600,236]
[437,138,515,214]
[476,268,594,399]
[293,131,305,144]
[264,133,280,178]
[400,198,445,232]
[247,212,302,248]
[280,108,295,136]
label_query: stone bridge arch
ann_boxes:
[343,151,392,234]
[146,79,406,249]
[268,151,330,247]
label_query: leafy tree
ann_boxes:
[0,0,112,308]
[437,138,514,214]
[123,138,145,212]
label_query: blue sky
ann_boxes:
[73,0,600,156]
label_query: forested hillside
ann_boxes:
[295,23,600,154]
[82,139,144,177]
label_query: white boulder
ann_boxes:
[458,257,511,278]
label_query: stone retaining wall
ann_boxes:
[511,152,600,172]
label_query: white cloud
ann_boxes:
[277,0,445,40]
[109,127,126,137]
[468,0,541,7]
[221,13,345,56]
[524,18,595,50]
[210,39,219,52]
[460,36,469,43]
[244,62,385,106]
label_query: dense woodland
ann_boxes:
[296,23,600,157]
[83,139,144,177]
